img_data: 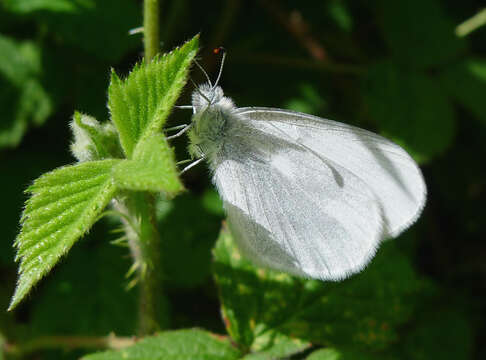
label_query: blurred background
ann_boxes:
[0,0,485,359]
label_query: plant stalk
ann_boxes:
[122,0,162,335]
[131,193,161,335]
[144,0,160,61]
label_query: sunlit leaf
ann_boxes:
[242,333,310,360]
[306,348,379,360]
[82,329,241,360]
[213,225,424,351]
[9,160,119,310]
[112,134,183,196]
[108,35,199,158]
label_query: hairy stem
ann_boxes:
[122,192,162,335]
[144,0,160,61]
[116,0,165,336]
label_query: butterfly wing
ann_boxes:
[212,110,394,280]
[235,107,427,238]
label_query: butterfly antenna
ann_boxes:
[212,47,226,90]
[189,77,211,104]
[194,59,212,87]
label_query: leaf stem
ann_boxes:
[144,0,160,61]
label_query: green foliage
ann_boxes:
[1,0,484,358]
[70,112,123,162]
[440,59,486,126]
[1,0,94,13]
[213,226,424,353]
[83,329,242,360]
[9,35,199,311]
[159,194,222,288]
[29,238,137,335]
[108,35,198,158]
[241,334,310,360]
[399,304,473,360]
[365,61,455,162]
[10,160,119,310]
[378,0,465,68]
[112,134,184,196]
[306,348,377,360]
[0,34,52,148]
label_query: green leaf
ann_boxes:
[82,329,242,360]
[9,160,119,310]
[306,348,380,360]
[242,333,310,360]
[399,304,473,360]
[2,0,94,13]
[70,111,124,162]
[213,226,424,352]
[108,35,199,158]
[0,34,52,147]
[112,134,184,196]
[364,61,455,162]
[378,0,465,68]
[440,59,486,126]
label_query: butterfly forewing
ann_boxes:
[212,112,386,280]
[235,107,427,238]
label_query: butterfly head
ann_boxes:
[191,83,234,113]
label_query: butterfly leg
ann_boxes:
[166,123,193,139]
[174,105,193,110]
[166,124,189,131]
[180,156,205,174]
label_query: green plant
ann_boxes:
[3,0,482,359]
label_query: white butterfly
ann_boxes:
[173,51,426,281]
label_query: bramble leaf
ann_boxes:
[112,134,184,196]
[306,348,378,360]
[241,333,310,360]
[82,329,241,360]
[213,225,423,352]
[70,111,123,162]
[108,35,199,158]
[9,160,119,310]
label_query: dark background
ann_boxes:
[0,0,485,358]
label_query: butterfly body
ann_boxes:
[188,84,234,163]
